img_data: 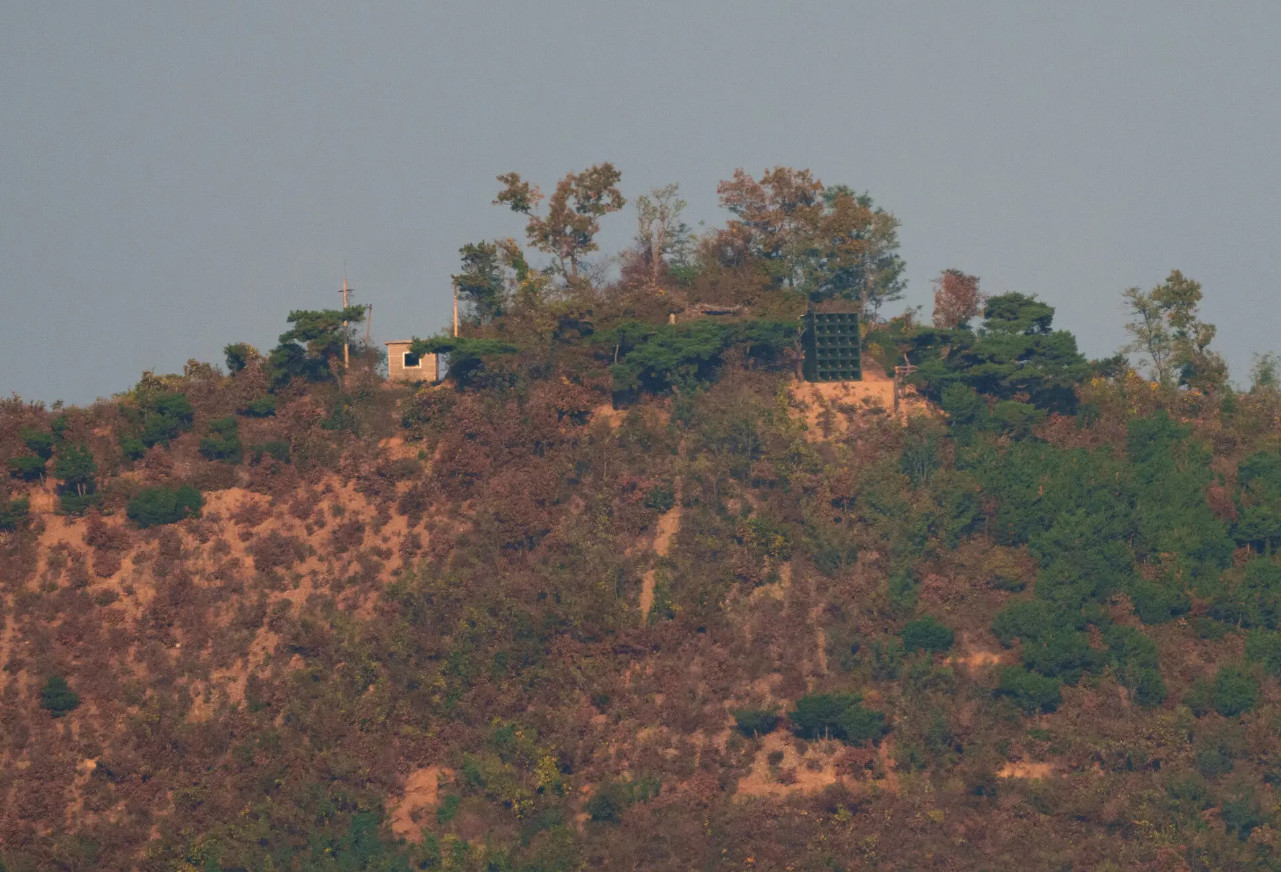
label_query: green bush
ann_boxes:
[126,484,204,528]
[54,442,98,511]
[741,514,792,561]
[990,400,1046,437]
[1165,774,1211,816]
[1184,679,1214,718]
[240,395,277,418]
[1234,451,1281,552]
[19,427,55,459]
[1127,666,1167,708]
[0,497,29,532]
[1020,628,1106,685]
[1105,625,1167,707]
[435,793,461,824]
[40,675,80,717]
[1246,629,1281,676]
[1221,789,1265,840]
[585,776,661,824]
[199,417,243,462]
[1130,580,1191,625]
[6,455,46,481]
[643,483,676,512]
[995,666,1063,714]
[731,708,780,737]
[585,784,624,823]
[899,417,941,486]
[887,568,920,613]
[940,383,985,429]
[1194,744,1235,779]
[120,436,147,461]
[901,616,955,653]
[252,441,292,465]
[1210,558,1281,630]
[138,391,194,447]
[8,433,52,478]
[605,319,795,394]
[224,342,258,374]
[789,693,887,745]
[991,600,1058,647]
[58,491,102,515]
[1212,664,1258,717]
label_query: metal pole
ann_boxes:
[341,276,350,369]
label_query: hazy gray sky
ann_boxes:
[4,2,1279,405]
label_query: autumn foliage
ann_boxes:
[0,164,1274,871]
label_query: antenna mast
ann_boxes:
[340,272,352,369]
[452,283,460,338]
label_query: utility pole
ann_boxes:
[340,274,352,369]
[452,283,460,338]
[893,354,917,416]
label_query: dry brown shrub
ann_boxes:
[189,462,239,493]
[85,512,130,552]
[248,532,308,573]
[232,498,272,529]
[355,456,423,504]
[67,549,91,590]
[151,529,185,579]
[1207,483,1238,522]
[245,456,300,496]
[396,481,433,521]
[141,443,175,477]
[398,533,422,562]
[92,549,122,579]
[0,532,40,586]
[288,488,321,521]
[330,518,365,554]
[156,529,183,562]
[265,600,293,634]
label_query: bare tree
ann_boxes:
[634,183,690,287]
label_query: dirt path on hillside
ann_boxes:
[640,484,681,623]
[389,766,450,841]
[736,731,842,799]
[999,761,1056,779]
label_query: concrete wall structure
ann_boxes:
[386,340,439,384]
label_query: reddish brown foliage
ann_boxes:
[931,268,983,329]
[248,531,309,573]
[330,518,366,554]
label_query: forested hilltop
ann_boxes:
[4,165,1281,871]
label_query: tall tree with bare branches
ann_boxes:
[495,163,626,283]
[634,183,690,287]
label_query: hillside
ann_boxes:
[4,167,1281,871]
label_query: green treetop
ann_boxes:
[495,163,626,284]
[714,167,905,313]
[1122,270,1226,391]
[267,306,367,388]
